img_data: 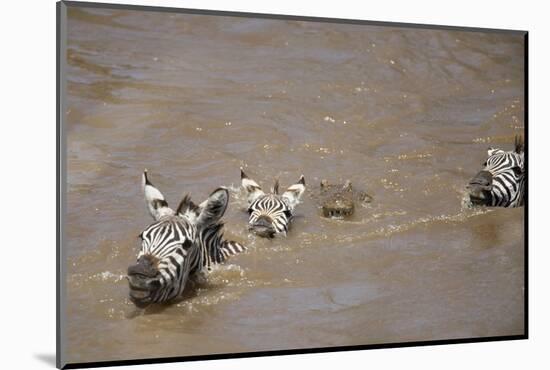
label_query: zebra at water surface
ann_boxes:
[466,136,525,208]
[241,168,305,238]
[126,170,246,307]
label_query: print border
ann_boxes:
[56,1,528,368]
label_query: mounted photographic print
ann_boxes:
[57,1,527,368]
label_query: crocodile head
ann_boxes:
[320,180,356,218]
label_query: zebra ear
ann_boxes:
[515,135,524,154]
[282,175,306,210]
[241,168,265,204]
[196,188,229,228]
[142,170,174,221]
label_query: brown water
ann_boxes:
[64,7,525,364]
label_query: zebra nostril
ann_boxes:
[128,256,158,278]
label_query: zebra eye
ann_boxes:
[247,208,253,214]
[483,161,488,166]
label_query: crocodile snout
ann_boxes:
[322,198,355,218]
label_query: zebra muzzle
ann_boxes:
[250,215,276,238]
[127,256,161,305]
[468,170,493,189]
[127,256,159,278]
[467,170,493,204]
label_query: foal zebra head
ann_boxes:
[241,169,305,238]
[467,136,525,208]
[127,170,246,307]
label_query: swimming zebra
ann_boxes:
[241,168,305,238]
[467,136,525,208]
[127,170,246,307]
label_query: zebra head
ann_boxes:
[467,136,525,208]
[241,168,305,238]
[127,170,245,307]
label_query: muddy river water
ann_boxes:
[64,7,525,364]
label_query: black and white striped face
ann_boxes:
[467,136,525,208]
[241,169,305,238]
[127,170,245,307]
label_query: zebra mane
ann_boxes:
[207,221,225,235]
[202,221,247,266]
[514,135,524,154]
[176,194,200,216]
